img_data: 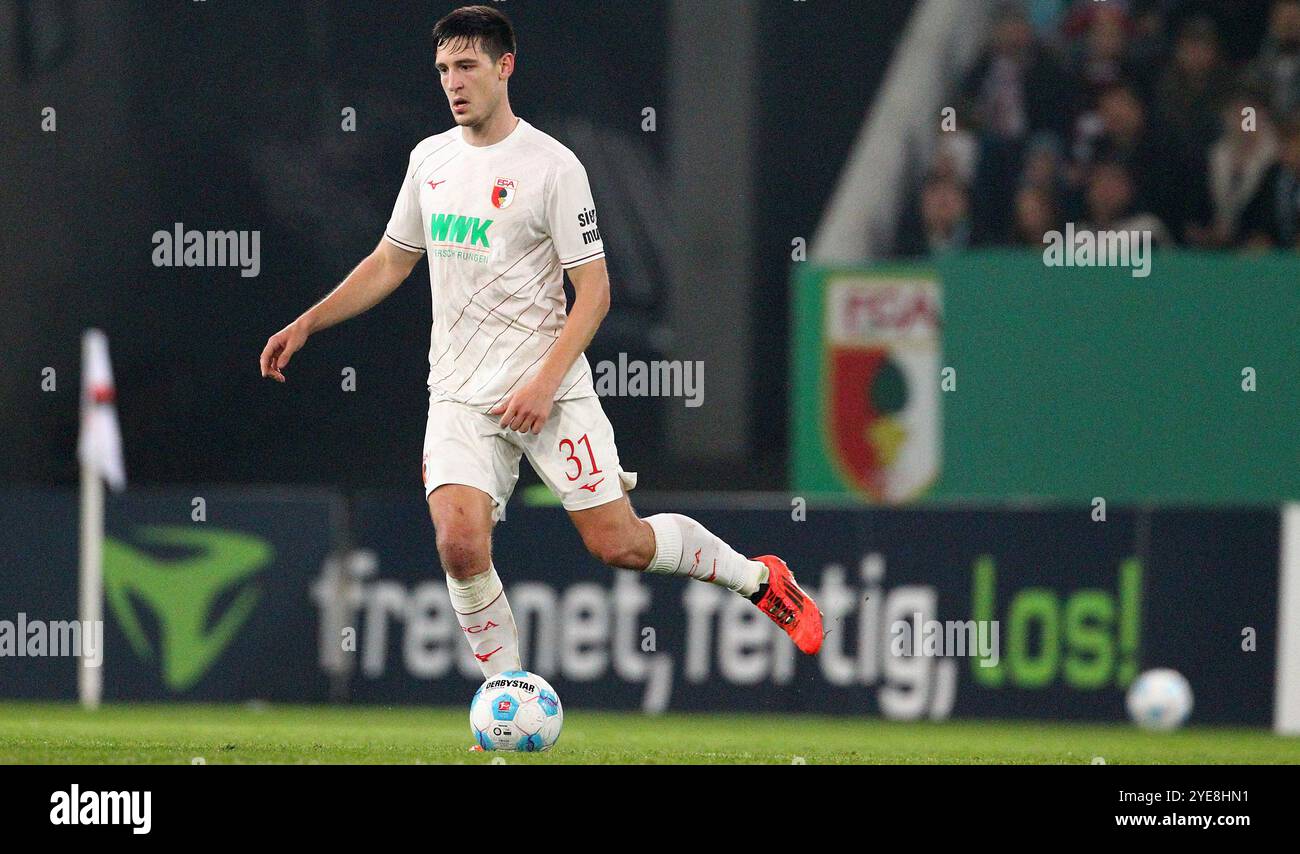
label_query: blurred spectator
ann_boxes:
[1025,0,1071,45]
[1061,0,1136,38]
[1020,131,1079,219]
[1076,83,1187,235]
[1012,185,1060,245]
[1082,160,1172,245]
[1239,116,1300,248]
[1154,15,1233,159]
[1060,0,1169,64]
[898,0,1300,255]
[930,129,980,188]
[960,4,1069,245]
[1064,3,1151,119]
[1180,0,1275,65]
[1244,0,1300,117]
[898,176,973,257]
[1021,131,1066,192]
[1128,0,1173,65]
[1189,91,1280,247]
[962,3,1069,142]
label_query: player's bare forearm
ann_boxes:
[301,240,422,335]
[536,257,609,389]
[259,239,421,382]
[491,257,609,432]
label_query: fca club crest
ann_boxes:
[491,176,517,209]
[824,276,942,503]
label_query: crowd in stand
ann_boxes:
[900,0,1300,256]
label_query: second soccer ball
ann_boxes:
[1126,668,1193,731]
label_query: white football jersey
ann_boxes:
[384,118,605,410]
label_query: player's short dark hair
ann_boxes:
[432,5,517,62]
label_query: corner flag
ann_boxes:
[77,329,125,709]
[78,329,126,492]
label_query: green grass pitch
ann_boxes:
[0,702,1297,764]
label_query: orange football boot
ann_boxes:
[749,555,824,654]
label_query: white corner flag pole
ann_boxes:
[78,439,104,710]
[78,329,126,710]
[1276,504,1300,734]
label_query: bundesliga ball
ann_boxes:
[1126,668,1193,731]
[469,670,563,752]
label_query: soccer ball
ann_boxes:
[469,670,563,752]
[1126,668,1193,731]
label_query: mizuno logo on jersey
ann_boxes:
[429,212,493,248]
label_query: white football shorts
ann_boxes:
[421,394,637,521]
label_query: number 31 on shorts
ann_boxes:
[559,434,602,481]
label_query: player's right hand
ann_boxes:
[259,320,308,383]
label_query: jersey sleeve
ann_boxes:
[383,151,426,254]
[545,157,605,269]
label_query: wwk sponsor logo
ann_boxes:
[429,211,492,247]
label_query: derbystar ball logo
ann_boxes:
[429,212,493,248]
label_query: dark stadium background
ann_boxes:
[1,0,913,494]
[2,0,1299,766]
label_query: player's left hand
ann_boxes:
[490,376,557,434]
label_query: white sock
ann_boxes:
[447,564,521,678]
[643,513,765,596]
